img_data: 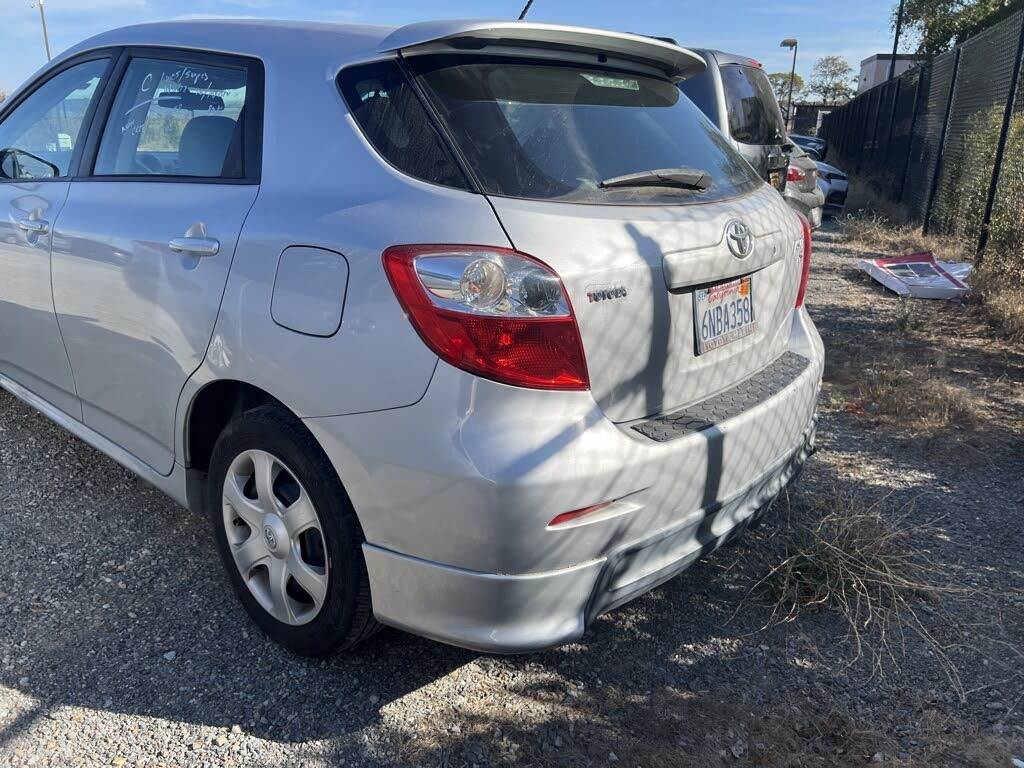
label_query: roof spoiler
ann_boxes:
[377,19,706,82]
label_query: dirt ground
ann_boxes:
[1,223,1022,767]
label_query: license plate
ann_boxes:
[694,276,756,354]
[769,169,782,189]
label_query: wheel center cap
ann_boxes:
[262,515,288,557]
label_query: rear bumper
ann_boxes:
[305,309,824,651]
[362,420,815,652]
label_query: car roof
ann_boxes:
[683,48,762,68]
[61,18,396,62]
[52,18,704,81]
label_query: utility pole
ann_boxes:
[32,1,52,61]
[888,0,906,81]
[780,38,798,130]
[518,0,534,20]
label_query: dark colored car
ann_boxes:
[790,134,827,161]
[678,49,790,192]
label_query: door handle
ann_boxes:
[17,218,50,235]
[168,237,220,257]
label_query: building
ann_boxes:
[790,102,832,136]
[858,54,919,93]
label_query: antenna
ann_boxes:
[518,0,534,20]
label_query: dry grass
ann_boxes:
[856,357,981,429]
[835,175,1024,345]
[971,265,1024,342]
[751,489,968,694]
[831,170,972,262]
[836,211,971,263]
[828,345,982,432]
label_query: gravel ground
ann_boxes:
[1,224,1023,767]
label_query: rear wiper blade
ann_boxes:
[599,167,711,191]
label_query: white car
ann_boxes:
[816,161,849,215]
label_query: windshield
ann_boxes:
[410,55,762,205]
[720,64,787,145]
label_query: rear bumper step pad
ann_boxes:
[631,351,810,442]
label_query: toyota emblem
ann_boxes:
[725,220,753,259]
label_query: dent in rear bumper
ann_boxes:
[364,419,817,653]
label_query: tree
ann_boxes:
[767,72,805,107]
[809,56,856,105]
[900,0,1024,56]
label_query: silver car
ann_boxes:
[784,145,826,228]
[0,19,823,655]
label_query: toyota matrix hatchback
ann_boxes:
[0,19,822,655]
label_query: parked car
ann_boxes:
[815,161,849,215]
[0,19,823,656]
[790,133,827,161]
[783,145,825,228]
[678,49,791,192]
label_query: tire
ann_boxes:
[206,405,378,656]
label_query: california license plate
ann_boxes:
[694,276,756,354]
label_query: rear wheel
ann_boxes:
[207,406,378,656]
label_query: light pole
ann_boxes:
[780,38,798,131]
[31,1,52,61]
[888,0,906,81]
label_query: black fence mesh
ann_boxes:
[988,30,1024,285]
[903,53,952,219]
[929,13,1023,240]
[820,9,1024,276]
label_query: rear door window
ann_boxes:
[408,55,762,205]
[94,56,252,179]
[719,64,787,145]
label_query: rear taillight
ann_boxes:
[787,165,806,183]
[795,213,813,308]
[383,245,590,391]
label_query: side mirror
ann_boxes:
[0,148,60,180]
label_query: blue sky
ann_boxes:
[0,0,902,96]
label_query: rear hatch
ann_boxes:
[396,30,805,422]
[715,58,790,192]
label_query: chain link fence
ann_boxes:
[820,9,1024,285]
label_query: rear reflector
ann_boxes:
[548,501,613,527]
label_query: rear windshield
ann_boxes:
[408,55,762,205]
[719,64,787,146]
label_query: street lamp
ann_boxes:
[30,1,52,61]
[780,38,798,131]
